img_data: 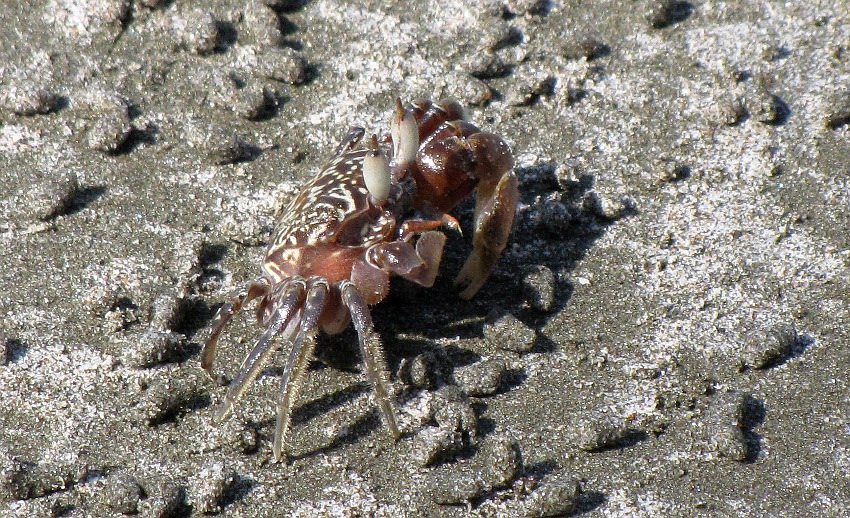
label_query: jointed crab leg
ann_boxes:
[455,170,518,300]
[454,133,518,300]
[201,277,271,372]
[272,278,328,461]
[213,278,306,423]
[341,282,400,440]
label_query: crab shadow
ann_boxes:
[369,162,632,357]
[251,378,384,461]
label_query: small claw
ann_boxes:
[390,98,419,165]
[441,214,462,235]
[363,134,391,203]
[413,231,446,287]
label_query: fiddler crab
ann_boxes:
[201,98,518,462]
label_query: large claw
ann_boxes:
[454,132,518,300]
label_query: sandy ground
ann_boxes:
[1,0,849,516]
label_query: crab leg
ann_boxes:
[455,132,519,300]
[341,281,400,440]
[213,278,305,423]
[272,278,328,462]
[201,277,271,373]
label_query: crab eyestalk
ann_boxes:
[363,134,391,204]
[390,98,419,165]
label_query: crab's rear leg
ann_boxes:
[201,277,272,373]
[213,277,306,423]
[454,132,518,300]
[272,277,329,462]
[341,281,400,441]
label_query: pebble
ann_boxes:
[188,121,260,165]
[429,470,484,505]
[138,479,185,518]
[646,0,692,29]
[703,391,750,461]
[522,265,556,312]
[85,95,132,153]
[0,331,7,365]
[537,198,576,237]
[745,85,788,125]
[397,349,453,390]
[412,426,466,467]
[454,358,507,396]
[520,473,581,517]
[261,0,302,9]
[121,330,187,368]
[824,90,850,130]
[561,35,609,61]
[218,419,260,455]
[720,95,747,126]
[463,51,509,79]
[242,0,282,46]
[505,72,555,107]
[1,85,62,115]
[18,171,79,222]
[741,322,797,370]
[412,386,479,466]
[477,435,522,488]
[255,47,307,85]
[432,386,478,438]
[428,435,522,504]
[149,291,186,332]
[656,159,691,183]
[234,82,278,120]
[707,424,747,461]
[89,471,142,514]
[440,71,493,107]
[0,450,79,500]
[568,411,633,451]
[172,9,220,55]
[135,370,206,425]
[585,191,636,220]
[505,0,548,16]
[139,0,169,7]
[483,311,536,353]
[480,19,516,51]
[187,462,236,514]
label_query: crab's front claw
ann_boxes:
[455,132,518,300]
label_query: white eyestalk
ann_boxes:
[390,98,419,165]
[363,134,391,204]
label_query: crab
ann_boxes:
[201,98,518,461]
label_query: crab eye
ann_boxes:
[363,134,391,203]
[391,98,419,165]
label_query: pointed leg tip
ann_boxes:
[454,261,479,296]
[213,402,233,424]
[457,285,479,301]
